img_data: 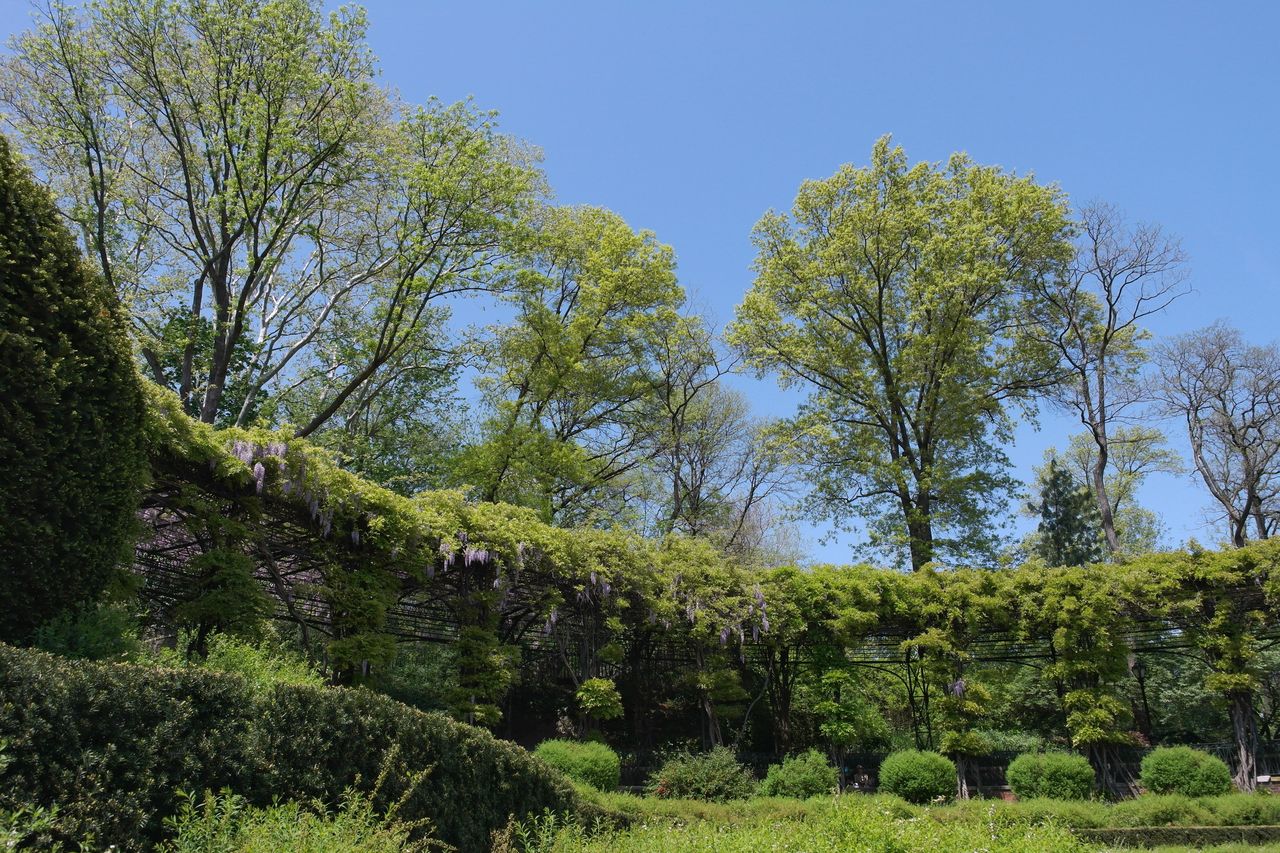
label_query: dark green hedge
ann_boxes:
[1076,825,1280,847]
[0,134,146,643]
[0,644,576,852]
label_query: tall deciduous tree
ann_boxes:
[1030,203,1187,552]
[728,136,1073,569]
[1054,427,1181,554]
[642,316,797,561]
[458,205,685,525]
[2,0,537,432]
[1155,323,1280,546]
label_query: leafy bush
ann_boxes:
[160,787,434,853]
[200,632,324,691]
[0,643,575,852]
[34,599,142,661]
[1139,746,1233,797]
[876,750,956,804]
[535,740,621,791]
[575,678,624,721]
[1005,751,1095,800]
[1108,793,1217,828]
[759,750,837,799]
[647,747,757,802]
[0,134,147,644]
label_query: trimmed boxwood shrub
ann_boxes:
[534,740,621,791]
[1005,751,1095,800]
[647,746,757,802]
[1139,746,1233,797]
[0,134,147,644]
[878,749,956,804]
[760,750,837,799]
[0,644,575,852]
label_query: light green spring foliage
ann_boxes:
[159,789,436,853]
[534,740,621,792]
[1051,427,1182,555]
[505,796,1090,853]
[2,0,542,443]
[141,630,324,693]
[139,385,1280,738]
[811,668,892,753]
[199,632,325,691]
[729,135,1074,570]
[460,205,685,527]
[575,678,624,721]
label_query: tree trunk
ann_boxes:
[766,648,794,753]
[956,755,971,800]
[695,647,723,748]
[703,693,723,748]
[1091,428,1121,553]
[1229,690,1259,792]
[905,503,935,571]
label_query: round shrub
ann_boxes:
[1139,746,1233,797]
[0,134,146,643]
[877,749,956,804]
[760,750,837,799]
[1005,752,1095,800]
[534,739,621,791]
[647,746,756,802]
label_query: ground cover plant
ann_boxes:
[499,795,1092,852]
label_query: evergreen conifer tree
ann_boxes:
[1030,458,1104,567]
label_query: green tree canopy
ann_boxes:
[729,136,1074,569]
[457,205,685,525]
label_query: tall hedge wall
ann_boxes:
[0,644,576,852]
[0,134,147,643]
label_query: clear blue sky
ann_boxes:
[3,0,1277,561]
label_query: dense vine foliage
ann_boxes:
[134,387,1280,793]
